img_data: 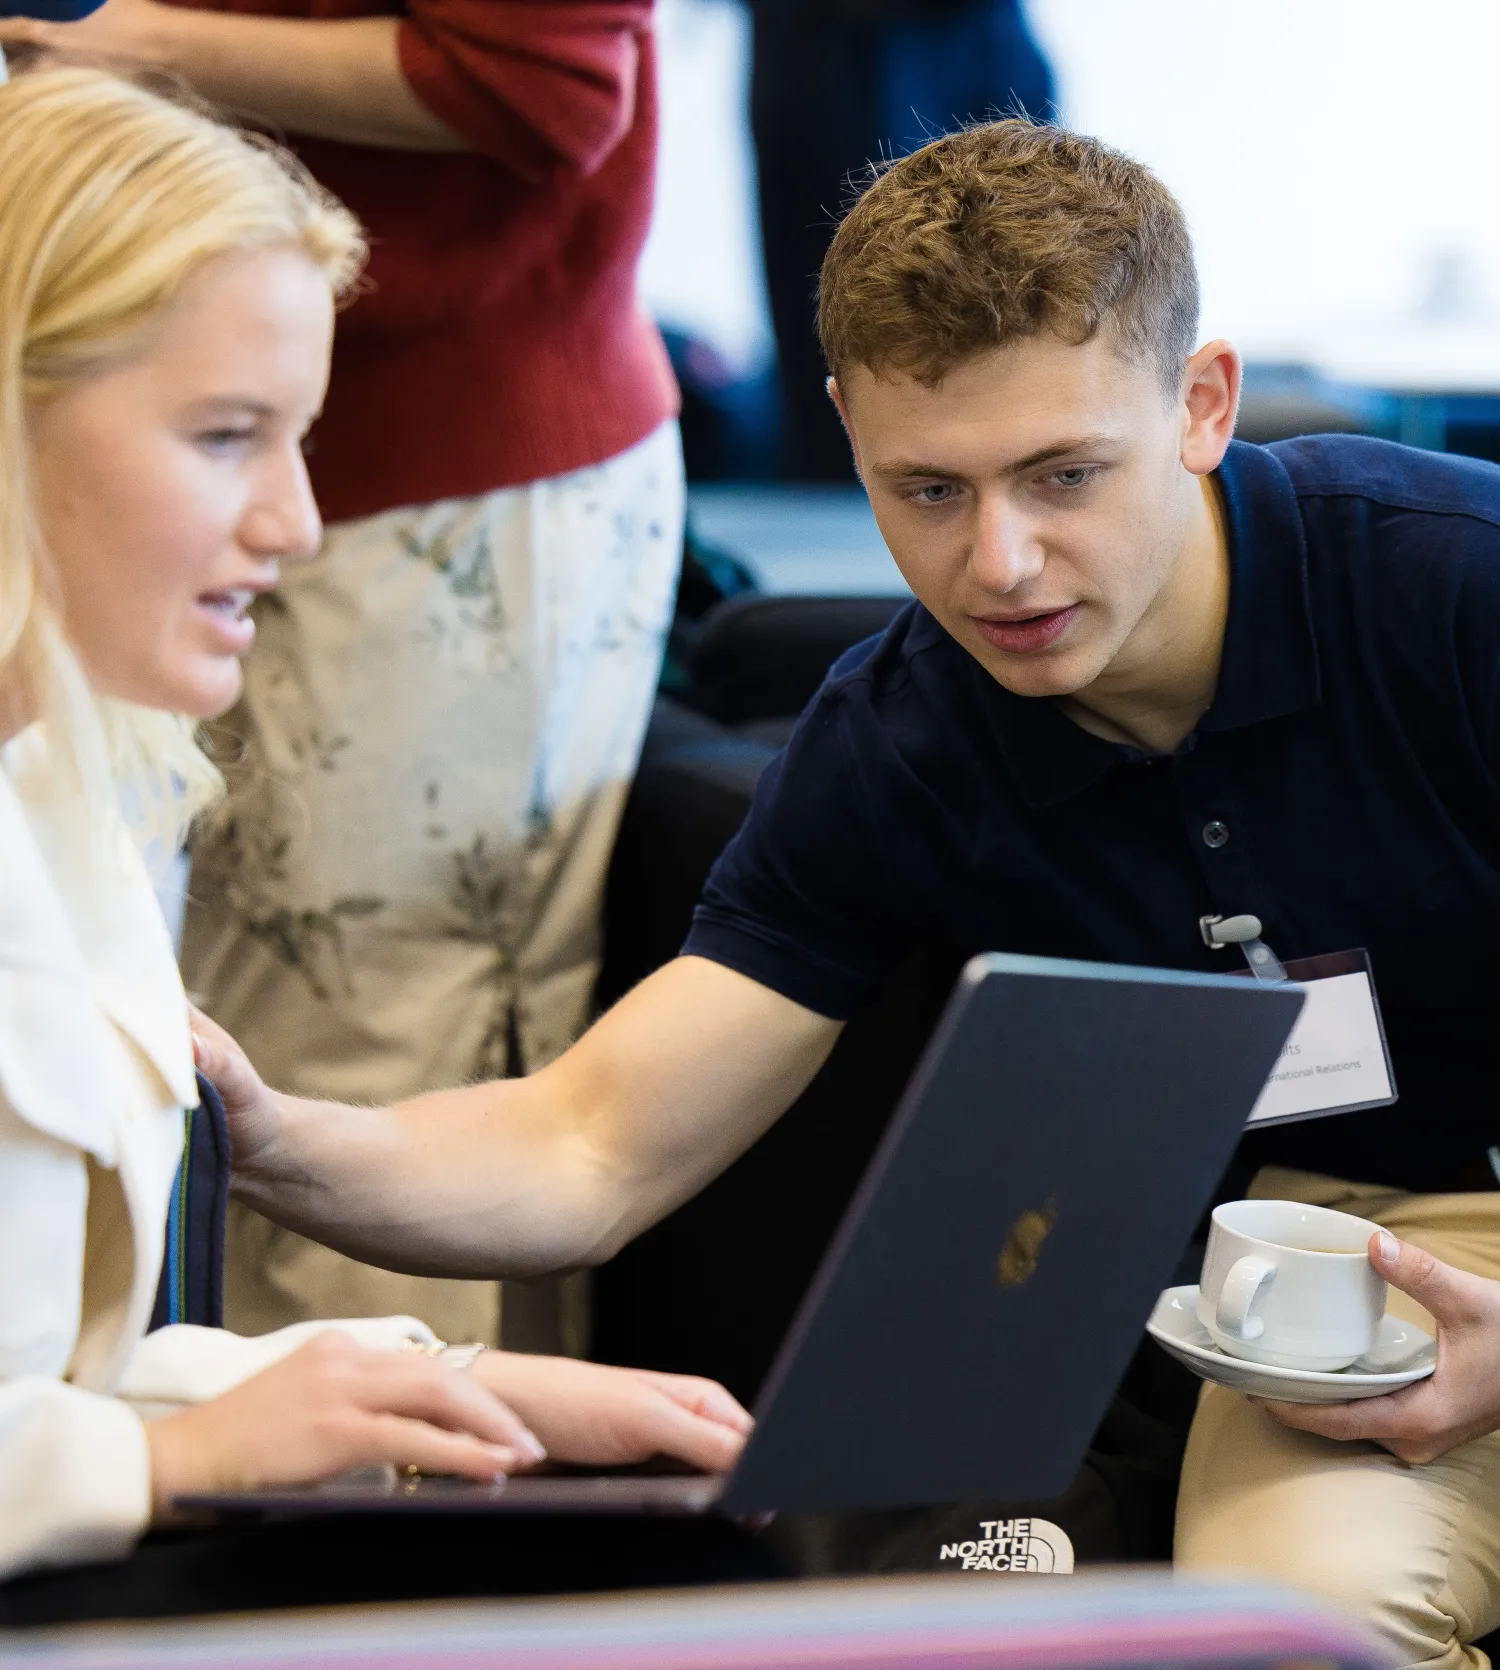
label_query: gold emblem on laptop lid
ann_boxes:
[998,1195,1059,1287]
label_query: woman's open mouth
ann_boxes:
[195,587,259,652]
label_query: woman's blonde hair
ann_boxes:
[0,62,364,847]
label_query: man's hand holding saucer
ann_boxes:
[1255,1232,1500,1465]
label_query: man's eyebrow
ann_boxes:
[870,433,1120,480]
[869,458,963,481]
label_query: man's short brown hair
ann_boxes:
[819,120,1198,391]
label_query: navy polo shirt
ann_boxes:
[684,436,1500,1192]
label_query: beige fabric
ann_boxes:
[1176,1166,1500,1670]
[182,422,685,1347]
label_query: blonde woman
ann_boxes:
[0,63,749,1606]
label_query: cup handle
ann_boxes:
[1215,1255,1276,1341]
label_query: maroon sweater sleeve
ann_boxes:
[397,0,653,179]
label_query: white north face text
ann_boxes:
[938,1517,1074,1573]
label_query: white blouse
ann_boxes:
[0,734,434,1583]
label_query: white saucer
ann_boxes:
[1147,1285,1436,1404]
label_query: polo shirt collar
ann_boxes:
[975,438,1322,809]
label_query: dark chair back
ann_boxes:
[149,1073,230,1331]
[687,594,908,725]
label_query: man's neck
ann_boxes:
[1058,475,1230,754]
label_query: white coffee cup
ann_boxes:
[1196,1199,1387,1371]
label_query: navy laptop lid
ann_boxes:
[720,952,1302,1515]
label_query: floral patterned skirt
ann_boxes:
[182,421,685,1347]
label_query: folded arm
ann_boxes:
[0,3,466,149]
[205,956,843,1279]
[0,0,649,165]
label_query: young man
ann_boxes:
[204,122,1500,1665]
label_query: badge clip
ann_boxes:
[1200,913,1287,983]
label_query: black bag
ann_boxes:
[762,1338,1202,1575]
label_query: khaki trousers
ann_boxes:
[181,422,684,1350]
[1176,1166,1500,1669]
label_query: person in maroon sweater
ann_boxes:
[2,1,684,1353]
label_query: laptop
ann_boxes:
[178,951,1301,1522]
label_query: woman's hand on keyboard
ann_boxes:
[145,1329,547,1520]
[472,1353,753,1474]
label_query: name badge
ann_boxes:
[1244,950,1397,1127]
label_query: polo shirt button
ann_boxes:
[1202,820,1230,849]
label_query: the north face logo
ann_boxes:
[938,1517,1074,1573]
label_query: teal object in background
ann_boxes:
[0,0,106,15]
[0,0,106,13]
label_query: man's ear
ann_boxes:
[827,376,864,479]
[1178,340,1241,477]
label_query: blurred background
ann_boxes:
[642,0,1500,592]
